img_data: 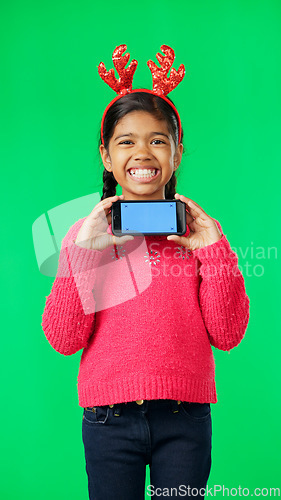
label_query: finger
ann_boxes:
[113,234,134,246]
[91,200,113,217]
[92,202,115,221]
[167,234,192,248]
[96,195,119,210]
[91,217,109,232]
[175,193,195,223]
[185,210,194,225]
[187,219,199,232]
[185,200,209,220]
[175,193,208,219]
[90,195,123,217]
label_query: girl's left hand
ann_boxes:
[167,193,222,251]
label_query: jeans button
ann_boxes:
[86,407,96,412]
[136,400,144,405]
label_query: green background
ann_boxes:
[1,0,280,498]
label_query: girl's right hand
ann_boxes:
[74,195,135,251]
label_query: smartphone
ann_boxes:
[111,199,186,236]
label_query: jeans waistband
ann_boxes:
[121,399,181,409]
[85,399,183,413]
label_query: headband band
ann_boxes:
[98,45,185,146]
[100,88,182,146]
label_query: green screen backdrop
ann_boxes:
[1,0,280,498]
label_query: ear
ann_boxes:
[173,143,183,171]
[99,144,112,172]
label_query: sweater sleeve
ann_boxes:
[193,219,250,352]
[41,218,103,356]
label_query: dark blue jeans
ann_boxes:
[82,399,212,499]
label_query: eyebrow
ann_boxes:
[114,132,170,141]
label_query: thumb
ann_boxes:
[167,234,192,249]
[113,235,135,246]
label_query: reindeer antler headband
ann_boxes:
[98,44,185,145]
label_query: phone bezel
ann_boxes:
[111,199,187,236]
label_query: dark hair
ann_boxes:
[98,92,185,201]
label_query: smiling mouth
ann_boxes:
[127,168,160,181]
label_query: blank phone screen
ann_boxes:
[120,202,177,233]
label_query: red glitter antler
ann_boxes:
[98,44,138,95]
[147,45,185,96]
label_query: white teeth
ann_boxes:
[129,169,157,178]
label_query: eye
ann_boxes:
[152,139,166,144]
[118,139,166,145]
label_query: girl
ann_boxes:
[42,47,250,500]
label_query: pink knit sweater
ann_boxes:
[41,216,250,407]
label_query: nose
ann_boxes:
[133,148,154,162]
[134,155,153,163]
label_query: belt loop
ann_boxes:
[113,404,122,417]
[171,400,181,413]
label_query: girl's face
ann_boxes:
[99,111,183,200]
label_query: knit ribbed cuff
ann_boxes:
[56,241,103,278]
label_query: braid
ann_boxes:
[100,169,118,201]
[165,171,177,200]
